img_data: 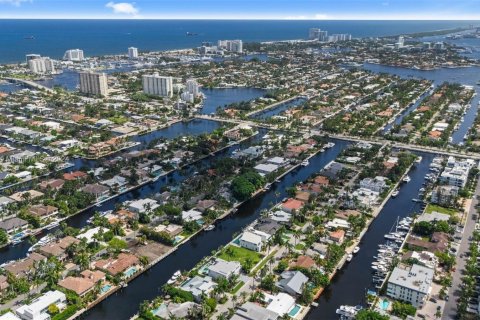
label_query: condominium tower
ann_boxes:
[142,74,173,98]
[79,72,108,96]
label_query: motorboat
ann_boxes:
[346,254,353,262]
[45,221,60,230]
[301,160,309,167]
[402,175,411,183]
[353,246,360,254]
[391,190,399,198]
[205,225,215,231]
[336,305,362,320]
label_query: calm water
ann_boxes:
[0,20,477,63]
[250,97,307,119]
[200,87,266,114]
[306,153,433,319]
[364,63,480,144]
[81,139,350,320]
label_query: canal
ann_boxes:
[200,87,266,115]
[80,139,350,319]
[250,97,308,120]
[306,152,433,319]
[364,63,480,144]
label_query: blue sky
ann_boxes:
[0,0,479,19]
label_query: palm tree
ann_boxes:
[231,294,238,309]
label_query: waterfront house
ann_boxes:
[329,229,346,244]
[28,205,58,220]
[81,184,110,200]
[291,255,316,269]
[239,231,264,252]
[101,175,128,190]
[359,176,388,193]
[127,198,159,214]
[0,217,28,236]
[266,157,288,166]
[195,199,217,213]
[295,190,311,203]
[207,258,242,280]
[309,242,328,259]
[94,253,139,277]
[276,270,309,296]
[268,210,292,223]
[281,198,304,213]
[387,264,434,308]
[265,292,296,317]
[181,209,203,223]
[8,150,38,164]
[154,224,183,237]
[15,290,66,320]
[0,275,9,294]
[152,302,200,319]
[38,236,80,261]
[254,163,279,176]
[0,196,14,209]
[180,275,216,302]
[313,175,330,187]
[0,312,20,320]
[231,302,279,320]
[4,253,46,278]
[254,218,282,236]
[58,273,101,297]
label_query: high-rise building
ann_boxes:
[185,79,199,97]
[217,40,243,53]
[25,54,41,63]
[28,57,56,74]
[128,47,138,59]
[79,72,108,96]
[142,74,173,98]
[63,49,84,61]
[308,28,328,41]
[395,36,405,49]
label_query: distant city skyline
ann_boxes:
[0,0,479,20]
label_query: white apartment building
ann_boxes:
[387,264,434,308]
[128,47,138,59]
[63,49,84,61]
[142,74,173,97]
[79,72,108,97]
[25,54,41,62]
[439,156,476,188]
[217,40,243,53]
[28,57,55,74]
[185,79,199,96]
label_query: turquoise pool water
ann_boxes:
[173,235,184,244]
[124,267,137,278]
[100,284,112,294]
[380,299,390,310]
[289,304,301,317]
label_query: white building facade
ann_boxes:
[79,72,108,96]
[142,74,173,98]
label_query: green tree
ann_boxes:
[355,309,390,320]
[391,301,416,319]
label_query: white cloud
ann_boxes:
[0,0,31,6]
[284,15,307,20]
[314,13,328,19]
[106,2,138,15]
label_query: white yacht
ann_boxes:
[402,175,411,183]
[301,160,309,167]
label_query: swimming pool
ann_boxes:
[100,284,112,294]
[288,304,302,317]
[124,267,137,278]
[173,235,184,244]
[380,299,390,310]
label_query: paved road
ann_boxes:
[442,176,480,319]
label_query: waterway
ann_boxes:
[80,139,350,320]
[200,87,266,115]
[306,152,433,319]
[364,63,480,144]
[381,88,433,134]
[250,97,308,120]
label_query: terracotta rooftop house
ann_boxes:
[281,198,304,213]
[94,253,139,276]
[39,178,65,191]
[291,255,316,269]
[428,130,442,140]
[196,199,217,212]
[300,183,322,195]
[29,204,58,219]
[335,209,360,220]
[329,229,346,244]
[58,276,97,296]
[9,190,44,202]
[314,175,330,186]
[63,171,88,181]
[417,106,431,113]
[81,269,106,283]
[377,109,394,117]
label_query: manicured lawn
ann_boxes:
[425,204,456,216]
[231,281,245,294]
[250,249,278,276]
[218,245,263,266]
[295,243,305,250]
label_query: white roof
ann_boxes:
[0,312,21,320]
[128,198,159,212]
[389,264,434,294]
[240,231,263,245]
[182,209,203,222]
[265,292,295,316]
[76,227,105,243]
[16,290,66,320]
[254,163,278,173]
[267,157,287,165]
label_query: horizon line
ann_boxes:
[0,17,479,21]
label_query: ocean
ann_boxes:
[0,20,477,64]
